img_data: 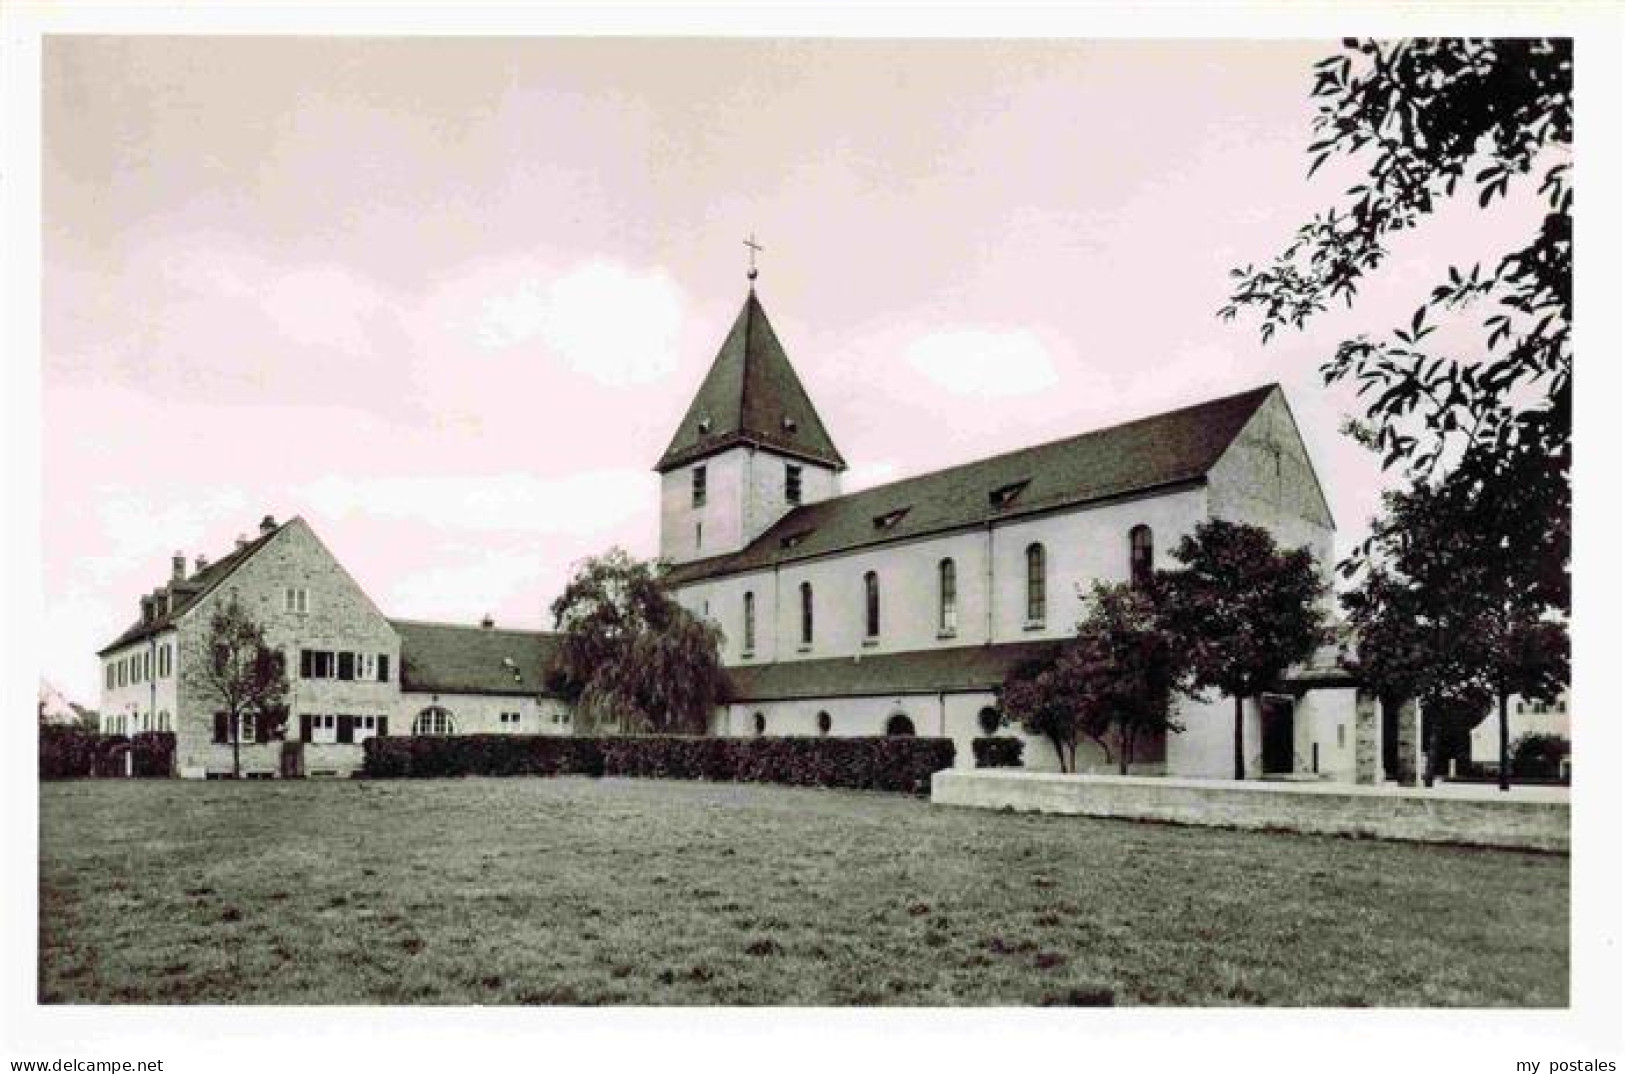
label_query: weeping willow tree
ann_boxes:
[547,548,730,734]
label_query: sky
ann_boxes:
[41,36,1553,704]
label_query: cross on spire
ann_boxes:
[744,232,764,287]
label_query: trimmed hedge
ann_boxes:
[40,728,175,779]
[972,736,1025,769]
[362,734,954,794]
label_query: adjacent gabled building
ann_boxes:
[97,516,570,777]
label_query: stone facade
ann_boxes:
[170,519,401,777]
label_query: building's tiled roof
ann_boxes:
[726,639,1067,702]
[667,384,1277,586]
[96,522,290,656]
[392,619,565,697]
[655,291,847,473]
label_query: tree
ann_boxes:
[1155,519,1329,780]
[1221,38,1570,610]
[187,594,290,778]
[547,548,730,734]
[997,653,1105,774]
[1346,475,1568,790]
[997,583,1189,774]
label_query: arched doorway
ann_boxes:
[885,714,916,737]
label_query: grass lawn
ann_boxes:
[39,777,1568,1006]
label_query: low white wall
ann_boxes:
[931,770,1569,852]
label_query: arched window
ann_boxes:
[1025,543,1047,623]
[800,582,814,645]
[413,706,455,736]
[752,711,767,737]
[938,558,958,634]
[816,710,832,736]
[863,571,880,638]
[743,591,756,652]
[1130,525,1154,589]
[885,714,916,737]
[977,706,1001,736]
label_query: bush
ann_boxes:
[972,736,1025,768]
[39,728,174,779]
[361,734,955,794]
[1510,733,1570,781]
[130,732,176,777]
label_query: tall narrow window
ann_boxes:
[799,582,814,645]
[785,463,803,505]
[692,465,707,507]
[864,571,880,638]
[1130,525,1154,589]
[1025,543,1047,624]
[743,591,756,653]
[938,558,958,634]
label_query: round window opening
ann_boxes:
[816,711,832,736]
[977,706,1001,736]
[752,712,767,737]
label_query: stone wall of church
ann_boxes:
[173,519,401,778]
[675,485,1208,666]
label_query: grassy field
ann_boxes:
[39,777,1568,1006]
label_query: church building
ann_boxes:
[658,286,1362,778]
[98,280,1404,782]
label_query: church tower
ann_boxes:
[655,286,845,564]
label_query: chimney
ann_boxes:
[171,552,185,582]
[194,554,209,575]
[480,615,495,630]
[260,514,277,536]
[140,596,154,624]
[235,534,248,550]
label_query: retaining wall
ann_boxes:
[931,770,1569,852]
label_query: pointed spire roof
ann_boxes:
[655,291,846,473]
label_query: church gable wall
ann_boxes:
[1206,387,1335,580]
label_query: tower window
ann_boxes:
[743,591,756,653]
[799,582,814,645]
[938,558,958,634]
[786,464,803,505]
[692,466,707,508]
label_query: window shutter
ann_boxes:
[377,716,388,738]
[378,655,390,683]
[337,715,354,744]
[300,714,313,743]
[338,652,355,680]
[299,649,312,679]
[213,712,228,744]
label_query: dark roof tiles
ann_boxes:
[655,292,846,472]
[392,619,564,697]
[97,523,289,655]
[666,384,1278,585]
[726,640,1067,702]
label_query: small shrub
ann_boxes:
[1510,733,1570,781]
[972,736,1025,768]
